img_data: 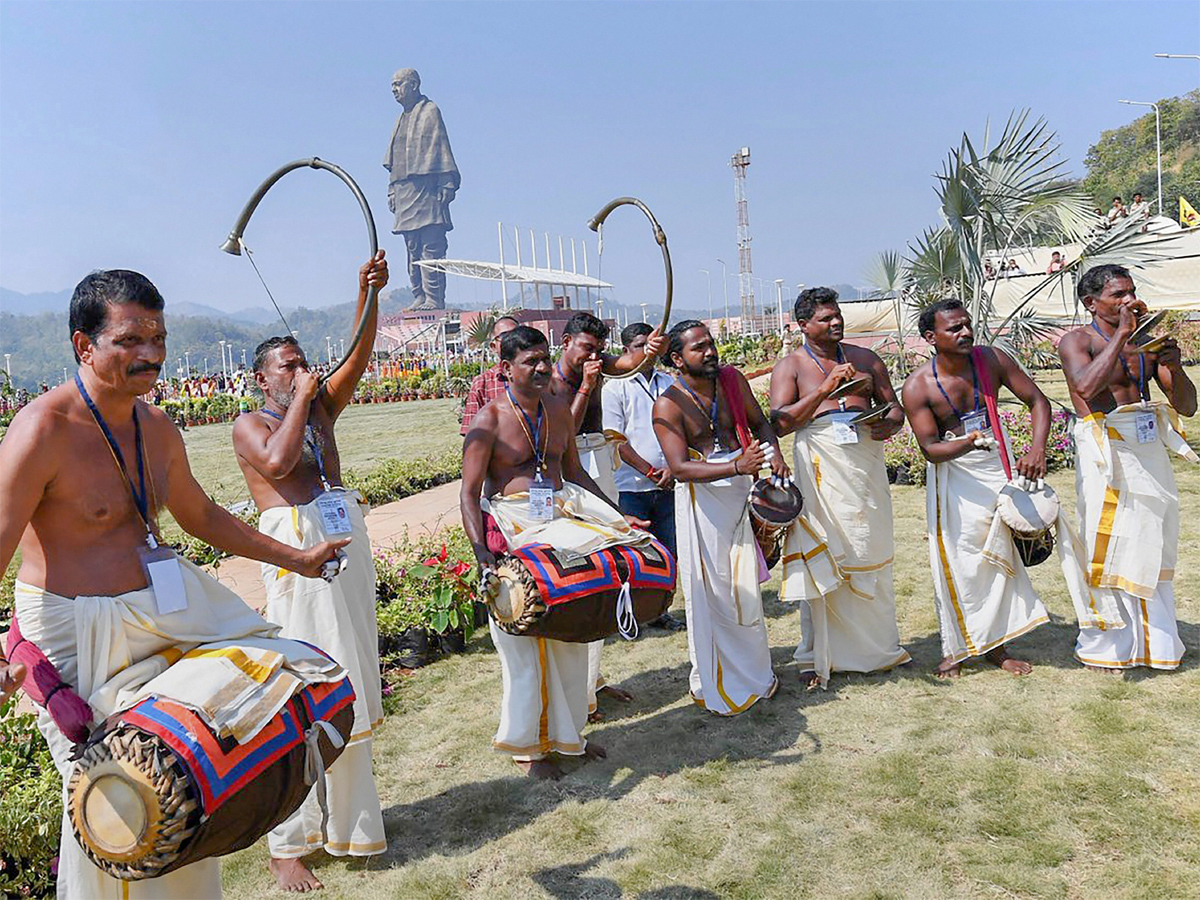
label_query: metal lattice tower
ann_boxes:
[730,147,755,333]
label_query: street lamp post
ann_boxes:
[1119,99,1163,215]
[218,340,227,383]
[774,279,785,336]
[640,303,649,323]
[325,335,333,365]
[699,269,713,325]
[1154,52,1200,85]
[716,258,730,335]
[4,353,10,378]
[184,351,191,377]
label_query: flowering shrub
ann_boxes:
[0,696,61,899]
[375,526,479,651]
[883,407,1075,487]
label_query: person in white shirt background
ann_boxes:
[601,322,687,631]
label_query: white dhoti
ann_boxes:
[14,560,345,900]
[780,419,910,687]
[259,491,386,858]
[484,482,648,758]
[576,431,626,712]
[927,443,1049,664]
[675,455,777,715]
[1070,403,1196,669]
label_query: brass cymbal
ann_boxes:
[1130,309,1168,344]
[828,374,871,400]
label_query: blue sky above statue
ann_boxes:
[0,1,1195,312]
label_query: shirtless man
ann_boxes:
[770,288,909,688]
[232,252,389,892]
[0,269,347,898]
[653,321,785,714]
[461,325,649,779]
[1057,265,1196,674]
[903,299,1051,678]
[550,311,665,718]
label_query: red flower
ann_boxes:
[438,544,448,562]
[451,560,472,577]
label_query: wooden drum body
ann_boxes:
[67,675,355,880]
[487,539,677,643]
[749,479,804,569]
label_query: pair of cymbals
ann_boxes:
[1129,309,1169,354]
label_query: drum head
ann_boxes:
[750,479,803,524]
[490,561,529,624]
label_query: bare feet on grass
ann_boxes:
[583,742,607,762]
[798,670,822,691]
[985,646,1032,676]
[270,858,323,892]
[516,758,564,780]
[934,656,961,679]
[588,684,634,722]
[1084,663,1126,676]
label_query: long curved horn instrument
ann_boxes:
[221,157,379,385]
[587,197,673,380]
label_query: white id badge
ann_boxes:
[962,411,988,436]
[1135,411,1158,444]
[528,474,555,522]
[139,545,188,615]
[316,492,353,535]
[830,412,859,445]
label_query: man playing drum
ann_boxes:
[902,299,1052,679]
[770,287,911,689]
[232,252,389,891]
[652,321,785,714]
[0,270,349,899]
[1057,265,1197,673]
[550,311,665,719]
[461,325,652,780]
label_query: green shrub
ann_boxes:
[0,697,61,899]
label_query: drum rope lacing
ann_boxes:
[615,581,638,641]
[303,719,345,844]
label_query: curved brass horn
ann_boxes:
[220,157,379,386]
[587,197,673,380]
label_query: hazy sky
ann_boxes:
[1,1,1196,314]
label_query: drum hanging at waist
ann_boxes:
[67,670,355,880]
[749,478,804,569]
[486,539,677,643]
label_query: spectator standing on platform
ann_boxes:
[1046,251,1065,274]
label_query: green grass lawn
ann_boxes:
[208,372,1200,900]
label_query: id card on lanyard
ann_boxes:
[76,374,187,616]
[961,410,989,436]
[1135,410,1159,444]
[507,387,555,521]
[529,472,556,521]
[829,411,859,445]
[316,490,353,535]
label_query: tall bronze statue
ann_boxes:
[384,68,461,311]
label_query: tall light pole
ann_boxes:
[4,353,10,378]
[218,340,227,383]
[1119,99,1163,215]
[699,268,713,324]
[1154,52,1200,85]
[242,348,247,367]
[184,350,191,377]
[716,258,730,333]
[774,279,785,336]
[325,335,333,365]
[640,303,649,323]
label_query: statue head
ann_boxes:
[392,69,422,107]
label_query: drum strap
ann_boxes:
[615,581,638,641]
[971,346,1013,480]
[303,718,345,845]
[717,366,755,451]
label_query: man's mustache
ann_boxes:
[128,363,161,376]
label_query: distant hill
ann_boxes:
[0,286,73,315]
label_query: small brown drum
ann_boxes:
[486,539,676,643]
[750,479,804,569]
[67,675,354,880]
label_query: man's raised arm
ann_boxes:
[1057,307,1134,402]
[1153,340,1198,417]
[322,251,388,419]
[602,326,666,376]
[232,369,318,480]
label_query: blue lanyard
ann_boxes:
[262,408,331,489]
[675,376,722,450]
[802,341,844,376]
[931,354,981,422]
[75,374,154,545]
[555,361,580,391]
[506,386,547,475]
[1090,321,1147,401]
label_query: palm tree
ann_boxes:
[466,312,498,350]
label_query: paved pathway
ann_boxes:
[209,480,464,609]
